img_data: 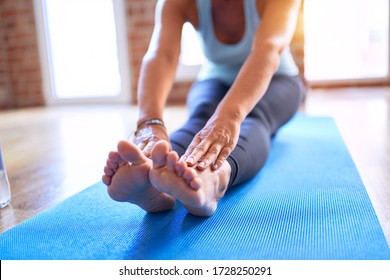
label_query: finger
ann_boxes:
[136,141,147,151]
[196,142,223,170]
[212,146,232,170]
[185,139,211,166]
[142,141,155,157]
[181,137,202,165]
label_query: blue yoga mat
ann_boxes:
[0,115,389,260]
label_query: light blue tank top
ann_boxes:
[195,0,299,85]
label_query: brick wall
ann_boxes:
[124,0,192,104]
[0,0,44,108]
[124,0,156,103]
[0,12,11,109]
[0,0,305,108]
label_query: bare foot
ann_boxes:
[102,140,175,212]
[149,140,231,216]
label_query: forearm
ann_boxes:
[130,0,188,155]
[182,0,301,169]
[215,42,280,124]
[137,52,178,124]
[215,0,301,124]
[133,52,177,155]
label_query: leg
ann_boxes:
[149,140,231,216]
[102,79,228,213]
[150,75,303,215]
[228,75,305,186]
[146,79,231,216]
[169,79,229,156]
[102,140,175,212]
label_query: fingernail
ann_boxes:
[212,164,219,170]
[186,157,194,164]
[198,162,206,168]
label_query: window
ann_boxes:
[304,0,389,84]
[34,0,130,104]
[175,22,205,81]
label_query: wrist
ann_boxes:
[137,118,165,130]
[138,106,164,126]
[130,119,168,143]
[215,105,245,124]
[135,118,166,137]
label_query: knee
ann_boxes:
[289,76,306,109]
[186,79,229,119]
[229,133,271,186]
[188,102,217,119]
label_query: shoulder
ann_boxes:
[256,0,266,17]
[156,0,196,21]
[256,0,301,18]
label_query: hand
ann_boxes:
[181,115,240,171]
[133,125,169,157]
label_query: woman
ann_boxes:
[102,0,304,216]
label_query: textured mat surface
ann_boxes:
[0,115,389,260]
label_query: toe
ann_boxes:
[106,159,119,170]
[189,177,202,190]
[117,140,148,165]
[183,167,198,184]
[104,166,114,176]
[102,175,111,186]
[151,140,170,168]
[108,151,124,164]
[175,160,187,177]
[166,151,179,171]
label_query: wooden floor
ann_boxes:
[0,87,389,247]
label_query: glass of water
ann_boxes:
[0,145,11,208]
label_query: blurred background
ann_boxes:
[0,0,389,108]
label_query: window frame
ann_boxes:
[33,0,131,105]
[303,0,390,87]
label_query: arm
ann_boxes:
[134,0,187,156]
[183,0,302,170]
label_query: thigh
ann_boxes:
[227,75,305,187]
[186,79,230,118]
[249,75,305,135]
[228,116,272,187]
[170,79,230,155]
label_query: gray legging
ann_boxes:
[170,74,305,187]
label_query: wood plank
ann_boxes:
[0,88,389,247]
